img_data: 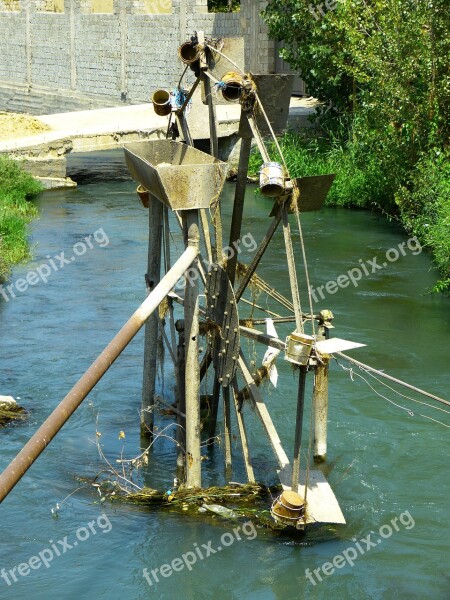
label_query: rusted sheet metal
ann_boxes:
[124,140,227,211]
[270,174,336,216]
[205,264,240,388]
[239,74,294,138]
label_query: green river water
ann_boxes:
[0,151,448,599]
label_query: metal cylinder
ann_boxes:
[220,71,244,102]
[152,89,171,116]
[313,360,329,462]
[0,246,199,503]
[259,162,285,197]
[178,42,200,65]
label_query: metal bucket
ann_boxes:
[178,41,200,65]
[124,140,228,212]
[136,184,150,208]
[285,332,314,366]
[152,89,171,116]
[259,162,285,197]
[271,491,305,526]
[220,71,244,102]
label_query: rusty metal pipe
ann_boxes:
[0,246,198,503]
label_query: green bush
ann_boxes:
[0,156,42,282]
[395,150,450,292]
[249,131,388,209]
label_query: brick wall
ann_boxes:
[0,0,278,114]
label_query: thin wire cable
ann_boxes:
[336,360,450,429]
[336,352,449,406]
[363,368,450,417]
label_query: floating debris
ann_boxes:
[0,396,26,427]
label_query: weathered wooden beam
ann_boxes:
[313,359,329,462]
[291,366,308,491]
[176,75,201,116]
[235,204,283,302]
[183,210,202,487]
[239,325,286,351]
[142,194,163,438]
[238,353,290,472]
[222,386,232,480]
[207,377,221,447]
[281,205,303,333]
[227,121,252,286]
[232,379,255,483]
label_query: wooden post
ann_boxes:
[282,205,304,333]
[232,380,255,483]
[313,359,329,462]
[141,195,163,438]
[207,377,221,447]
[175,320,186,470]
[235,205,283,301]
[222,386,232,480]
[238,353,290,473]
[291,365,307,492]
[183,210,202,487]
[227,122,252,286]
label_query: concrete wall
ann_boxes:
[0,0,279,115]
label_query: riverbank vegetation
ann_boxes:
[0,156,42,282]
[259,0,449,292]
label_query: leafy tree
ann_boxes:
[263,0,449,290]
[207,0,239,12]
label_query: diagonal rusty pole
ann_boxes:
[0,247,198,504]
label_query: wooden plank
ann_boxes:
[238,353,290,470]
[183,210,202,487]
[235,205,283,302]
[232,379,255,483]
[280,470,346,525]
[227,128,252,286]
[239,352,345,525]
[222,386,232,480]
[142,194,163,438]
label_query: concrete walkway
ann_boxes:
[0,96,317,154]
[0,96,317,187]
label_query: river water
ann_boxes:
[0,151,448,600]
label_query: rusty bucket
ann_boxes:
[271,490,305,526]
[136,184,150,208]
[152,89,172,117]
[178,41,200,65]
[220,71,244,102]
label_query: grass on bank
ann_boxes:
[249,132,450,293]
[0,155,43,282]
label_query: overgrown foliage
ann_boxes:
[0,156,42,282]
[207,0,240,12]
[262,0,449,291]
